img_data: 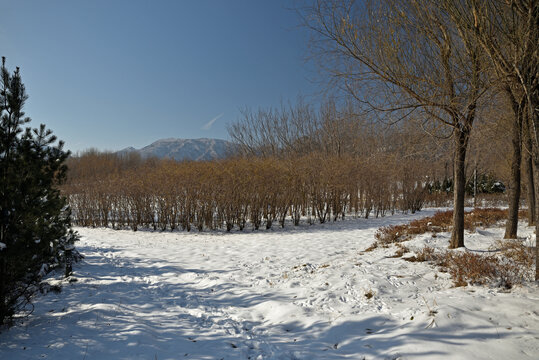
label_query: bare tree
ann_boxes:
[303,0,488,248]
[440,0,538,278]
[228,100,321,158]
[523,109,536,225]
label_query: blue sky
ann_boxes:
[0,0,319,153]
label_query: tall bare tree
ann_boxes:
[303,0,488,248]
[440,0,538,278]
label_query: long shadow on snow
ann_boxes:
[259,314,527,359]
[0,248,289,359]
[24,250,524,360]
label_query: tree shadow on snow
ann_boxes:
[0,248,292,360]
[266,314,527,359]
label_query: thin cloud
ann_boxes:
[202,113,224,130]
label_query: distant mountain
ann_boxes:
[116,138,235,161]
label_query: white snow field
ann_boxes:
[1,209,538,359]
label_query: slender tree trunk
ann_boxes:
[534,155,539,281]
[532,103,539,281]
[473,165,477,208]
[450,129,469,249]
[529,92,539,281]
[537,212,539,282]
[504,91,523,239]
[523,111,535,225]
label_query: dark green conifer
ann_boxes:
[0,57,78,324]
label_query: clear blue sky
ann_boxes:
[1,0,318,153]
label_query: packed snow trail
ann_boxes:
[1,209,538,359]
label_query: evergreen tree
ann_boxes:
[0,57,78,324]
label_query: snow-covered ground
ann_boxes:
[1,209,538,359]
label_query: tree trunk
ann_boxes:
[504,92,523,239]
[450,129,469,249]
[534,155,539,281]
[523,111,535,225]
[533,110,539,282]
[533,156,539,281]
[530,97,539,281]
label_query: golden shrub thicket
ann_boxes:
[63,152,431,231]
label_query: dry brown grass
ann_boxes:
[403,242,534,288]
[374,208,526,245]
[374,224,409,244]
[445,252,498,286]
[370,208,533,289]
[494,239,535,284]
[403,246,437,262]
[499,239,535,266]
[465,208,511,231]
[364,288,375,299]
[391,243,410,258]
[362,243,379,253]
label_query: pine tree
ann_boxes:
[0,57,78,325]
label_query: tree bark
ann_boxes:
[532,102,539,282]
[450,128,469,249]
[534,155,539,281]
[504,91,523,239]
[523,110,535,225]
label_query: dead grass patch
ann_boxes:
[403,241,534,288]
[364,288,375,299]
[366,208,533,288]
[445,252,498,286]
[374,224,409,244]
[403,246,436,262]
[363,243,378,253]
[374,208,525,245]
[495,239,535,268]
[392,243,410,258]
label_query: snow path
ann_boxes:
[1,209,538,359]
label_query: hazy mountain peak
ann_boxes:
[118,146,137,153]
[116,138,233,161]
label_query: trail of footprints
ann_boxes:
[95,248,285,359]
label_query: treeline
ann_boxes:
[64,97,511,232]
[64,152,432,231]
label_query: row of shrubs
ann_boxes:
[63,153,432,231]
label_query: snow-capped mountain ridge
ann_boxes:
[117,138,233,161]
